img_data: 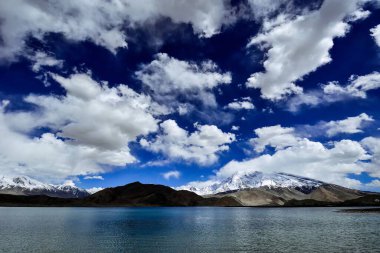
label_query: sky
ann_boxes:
[0,0,380,193]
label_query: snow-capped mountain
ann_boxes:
[0,176,90,198]
[177,172,324,195]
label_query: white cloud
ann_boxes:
[136,53,231,109]
[287,72,380,111]
[226,97,255,110]
[86,187,104,194]
[324,113,374,136]
[370,24,380,46]
[296,113,375,138]
[323,72,380,98]
[347,8,371,22]
[162,170,181,180]
[250,125,300,153]
[257,114,375,139]
[141,119,235,165]
[84,176,104,180]
[0,0,232,62]
[28,52,63,72]
[246,0,367,100]
[0,72,164,182]
[231,125,240,131]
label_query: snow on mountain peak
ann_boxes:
[177,171,324,195]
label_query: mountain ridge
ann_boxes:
[177,172,325,195]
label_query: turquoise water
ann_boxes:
[0,207,379,252]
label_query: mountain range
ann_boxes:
[0,176,90,198]
[0,172,379,207]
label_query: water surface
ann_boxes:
[0,207,379,252]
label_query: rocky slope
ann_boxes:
[0,176,90,198]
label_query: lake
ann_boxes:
[0,207,379,252]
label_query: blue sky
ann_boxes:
[0,0,380,192]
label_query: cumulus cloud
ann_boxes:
[141,119,235,165]
[246,0,368,100]
[250,125,300,152]
[0,72,165,182]
[0,0,233,62]
[162,170,181,180]
[370,24,380,46]
[136,53,231,109]
[324,113,374,136]
[225,97,255,110]
[287,72,380,111]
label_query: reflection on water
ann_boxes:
[0,207,379,252]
